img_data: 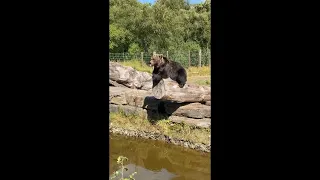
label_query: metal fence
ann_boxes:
[109,49,211,68]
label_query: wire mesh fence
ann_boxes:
[109,49,211,68]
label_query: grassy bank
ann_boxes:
[187,66,211,77]
[120,59,153,74]
[109,111,210,145]
[116,59,211,86]
[188,76,211,86]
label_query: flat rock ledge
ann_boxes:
[109,126,211,153]
[110,104,211,128]
[110,86,211,119]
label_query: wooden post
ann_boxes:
[199,49,202,67]
[166,51,168,58]
[123,52,125,61]
[188,50,191,68]
[141,52,144,65]
[208,50,211,68]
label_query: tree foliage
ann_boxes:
[109,0,211,53]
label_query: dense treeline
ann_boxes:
[109,0,211,55]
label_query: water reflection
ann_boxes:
[112,164,178,180]
[110,134,210,180]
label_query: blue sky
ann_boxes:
[138,0,205,4]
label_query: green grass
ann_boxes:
[110,112,210,145]
[187,66,211,77]
[119,59,153,74]
[188,76,211,86]
[197,79,210,86]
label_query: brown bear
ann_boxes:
[149,54,187,88]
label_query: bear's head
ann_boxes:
[149,54,164,67]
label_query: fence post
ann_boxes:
[166,51,168,58]
[199,49,202,67]
[208,50,211,68]
[123,52,125,61]
[188,50,191,68]
[141,52,144,65]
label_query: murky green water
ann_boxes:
[109,134,211,180]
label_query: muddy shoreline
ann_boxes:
[109,126,211,153]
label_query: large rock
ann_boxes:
[152,78,211,102]
[110,86,160,110]
[125,90,161,110]
[109,104,211,128]
[125,89,151,107]
[109,104,162,120]
[110,95,127,105]
[110,62,211,102]
[109,104,148,119]
[168,116,211,128]
[109,87,132,104]
[109,79,128,88]
[109,103,119,113]
[164,102,211,119]
[109,87,211,119]
[109,62,152,90]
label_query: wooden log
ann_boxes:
[152,78,211,103]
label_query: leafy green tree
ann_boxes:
[128,43,142,55]
[109,0,211,53]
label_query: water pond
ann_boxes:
[109,134,211,180]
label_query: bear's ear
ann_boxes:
[159,54,164,63]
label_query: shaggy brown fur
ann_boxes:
[149,54,187,88]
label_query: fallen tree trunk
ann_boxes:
[152,78,211,103]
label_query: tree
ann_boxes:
[109,0,211,52]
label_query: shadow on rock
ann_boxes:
[142,96,190,124]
